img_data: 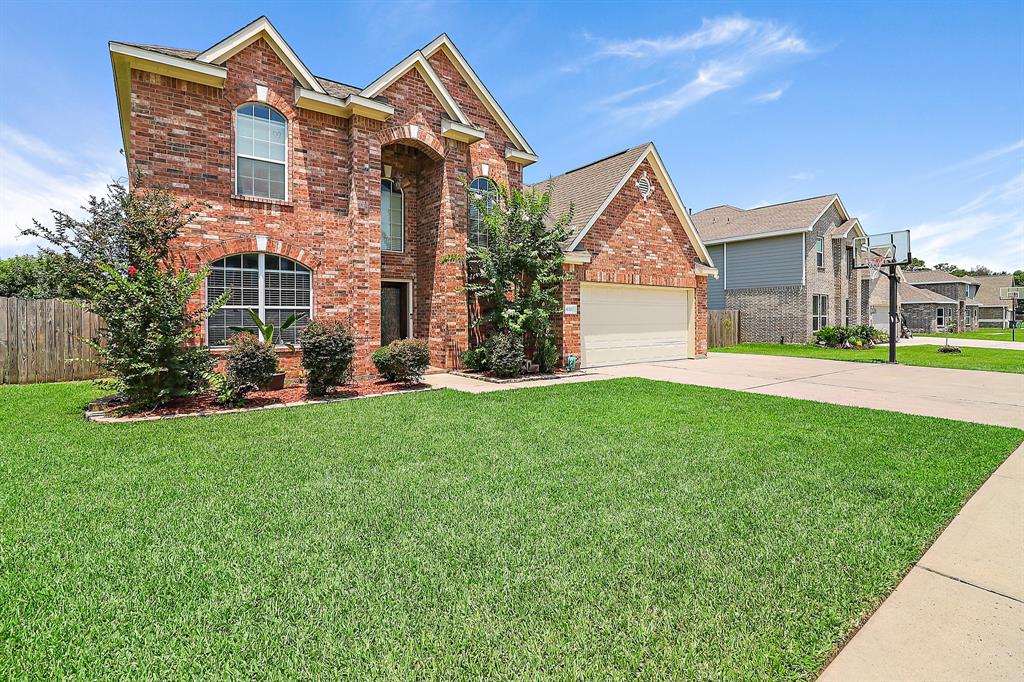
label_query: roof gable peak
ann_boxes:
[196,16,326,94]
[360,49,470,126]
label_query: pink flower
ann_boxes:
[127,266,138,278]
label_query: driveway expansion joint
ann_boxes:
[916,564,1024,605]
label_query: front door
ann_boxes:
[381,282,409,345]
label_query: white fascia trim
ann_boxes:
[441,118,485,143]
[505,147,539,165]
[196,16,325,94]
[833,217,864,238]
[422,34,537,158]
[702,226,812,245]
[564,144,715,269]
[294,88,394,121]
[109,42,227,84]
[360,51,470,125]
[562,250,592,264]
[808,194,844,230]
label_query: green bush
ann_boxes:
[813,325,849,348]
[300,320,356,396]
[485,332,524,377]
[460,345,488,372]
[851,324,885,345]
[221,333,278,405]
[372,339,431,383]
[535,335,559,373]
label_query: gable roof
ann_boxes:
[899,282,959,305]
[971,274,1014,306]
[422,34,536,160]
[529,143,714,267]
[196,16,326,94]
[360,49,471,126]
[901,270,979,286]
[691,194,845,243]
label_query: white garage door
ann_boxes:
[580,283,691,367]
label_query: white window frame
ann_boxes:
[812,294,829,331]
[381,178,405,252]
[936,306,946,328]
[815,237,824,268]
[234,103,288,202]
[468,176,495,248]
[205,253,312,347]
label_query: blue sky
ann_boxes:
[1,1,1022,270]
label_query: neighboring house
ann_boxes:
[691,194,883,343]
[900,270,980,331]
[109,17,716,374]
[898,282,959,334]
[971,274,1015,328]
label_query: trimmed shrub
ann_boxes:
[485,332,524,378]
[300,320,356,396]
[220,333,278,405]
[372,339,431,383]
[460,345,488,372]
[813,325,848,348]
[535,335,559,373]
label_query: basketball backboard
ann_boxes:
[852,230,911,269]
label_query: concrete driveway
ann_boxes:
[901,336,1024,351]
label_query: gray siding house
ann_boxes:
[693,194,883,343]
[899,282,959,334]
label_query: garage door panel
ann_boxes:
[580,283,691,367]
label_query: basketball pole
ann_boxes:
[887,264,898,364]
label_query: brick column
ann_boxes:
[348,117,383,376]
[694,276,708,356]
[558,267,581,363]
[436,140,470,367]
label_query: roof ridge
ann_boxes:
[744,193,837,211]
[538,143,650,184]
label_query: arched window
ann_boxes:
[236,104,287,201]
[468,177,495,248]
[206,253,311,346]
[381,178,404,252]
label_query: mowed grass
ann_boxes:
[713,342,1024,373]
[1,380,1020,679]
[920,328,1024,342]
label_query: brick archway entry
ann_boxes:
[377,127,466,367]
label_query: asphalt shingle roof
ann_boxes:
[122,43,363,99]
[971,274,1014,307]
[527,143,650,246]
[691,194,837,242]
[899,282,958,305]
[901,270,979,286]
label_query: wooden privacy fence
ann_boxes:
[707,309,740,348]
[0,297,105,384]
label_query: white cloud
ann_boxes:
[752,87,785,103]
[923,139,1024,179]
[595,80,667,106]
[789,171,815,181]
[592,16,812,128]
[0,123,120,255]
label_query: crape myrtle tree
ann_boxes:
[452,180,574,366]
[21,174,226,408]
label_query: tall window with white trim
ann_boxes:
[381,179,404,252]
[815,237,824,267]
[812,294,829,331]
[936,306,946,329]
[468,177,495,248]
[206,254,311,346]
[235,104,287,200]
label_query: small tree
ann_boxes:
[23,174,226,408]
[454,181,573,362]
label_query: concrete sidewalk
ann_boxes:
[819,443,1024,681]
[901,336,1024,351]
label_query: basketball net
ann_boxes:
[865,245,895,281]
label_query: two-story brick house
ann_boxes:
[691,194,883,343]
[900,270,981,332]
[109,17,716,374]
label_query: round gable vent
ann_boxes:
[636,171,654,201]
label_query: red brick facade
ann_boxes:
[558,159,710,360]
[121,28,710,375]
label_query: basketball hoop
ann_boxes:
[864,244,895,281]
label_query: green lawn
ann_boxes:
[713,342,1024,373]
[919,328,1024,342]
[2,381,1020,679]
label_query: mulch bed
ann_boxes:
[450,368,585,384]
[87,380,430,423]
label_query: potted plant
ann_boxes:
[230,308,304,389]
